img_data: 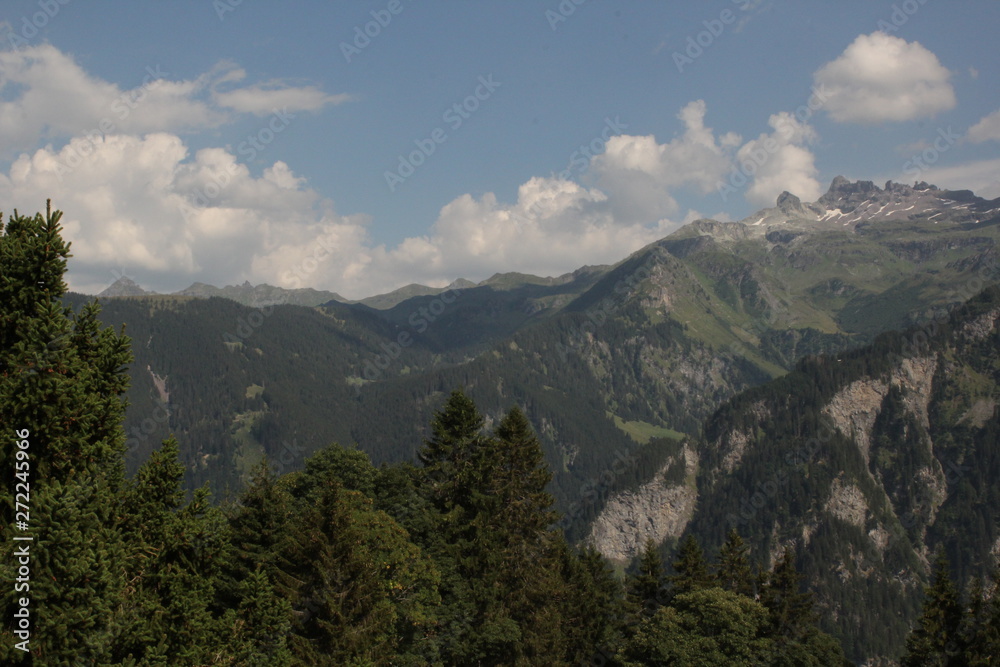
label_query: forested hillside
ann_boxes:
[71,180,1000,549]
[6,190,1000,663]
[612,284,1000,662]
[1,203,864,665]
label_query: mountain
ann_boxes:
[357,278,476,309]
[172,280,347,307]
[74,177,1000,660]
[81,177,1000,501]
[588,286,1000,663]
[98,276,152,297]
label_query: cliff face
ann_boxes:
[585,290,1000,664]
[821,355,937,464]
[586,445,697,562]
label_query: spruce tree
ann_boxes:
[558,544,626,665]
[669,534,714,596]
[629,537,666,617]
[760,548,816,643]
[901,552,966,666]
[717,528,755,598]
[273,478,440,665]
[0,203,130,664]
[110,439,237,664]
[224,457,293,586]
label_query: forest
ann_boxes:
[2,206,999,664]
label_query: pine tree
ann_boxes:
[901,551,964,666]
[558,544,626,665]
[110,439,236,664]
[629,538,666,617]
[760,547,816,643]
[268,471,440,665]
[717,528,755,598]
[669,534,714,596]
[0,203,131,664]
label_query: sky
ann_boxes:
[1,0,999,299]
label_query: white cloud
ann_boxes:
[0,45,348,155]
[0,133,366,294]
[968,109,1000,143]
[0,134,683,299]
[813,32,955,124]
[214,82,352,115]
[590,100,739,223]
[912,158,1000,200]
[736,112,822,207]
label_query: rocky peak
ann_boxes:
[776,191,805,216]
[98,276,151,297]
[818,176,881,212]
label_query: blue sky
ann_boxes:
[1,0,999,298]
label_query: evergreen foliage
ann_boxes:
[3,201,999,664]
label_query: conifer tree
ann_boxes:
[901,552,966,666]
[224,457,293,587]
[717,528,755,598]
[488,405,559,537]
[961,576,990,667]
[273,478,440,665]
[110,439,237,664]
[760,548,816,642]
[629,537,666,616]
[225,568,294,666]
[0,203,130,663]
[982,575,1000,664]
[545,543,623,664]
[669,534,714,596]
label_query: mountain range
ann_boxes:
[77,177,1000,664]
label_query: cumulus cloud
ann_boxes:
[0,45,705,299]
[0,45,348,154]
[0,134,362,293]
[590,100,739,223]
[912,158,1000,200]
[968,109,1000,143]
[813,32,955,124]
[735,112,822,207]
[0,135,682,298]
